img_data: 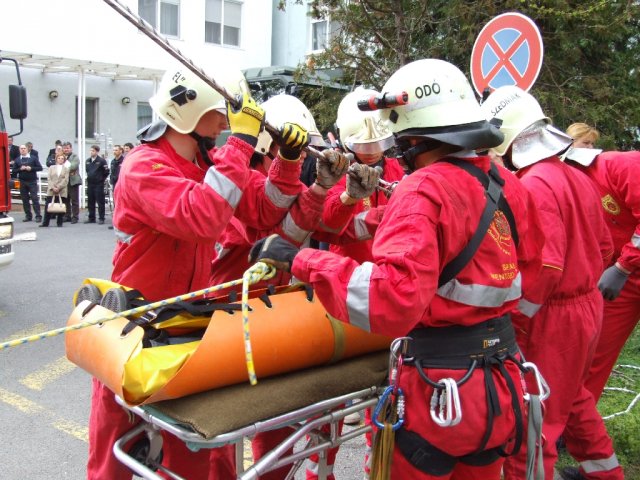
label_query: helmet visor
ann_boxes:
[346,135,395,155]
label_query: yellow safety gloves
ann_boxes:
[227,92,265,147]
[276,122,309,161]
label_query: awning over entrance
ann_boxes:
[0,50,164,80]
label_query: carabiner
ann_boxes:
[522,361,551,402]
[429,378,462,427]
[372,385,405,431]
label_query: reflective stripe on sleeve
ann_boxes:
[265,178,296,209]
[437,272,522,307]
[346,262,373,332]
[113,227,133,245]
[580,454,620,474]
[318,220,343,234]
[517,298,541,318]
[354,211,372,241]
[632,233,640,248]
[215,242,229,260]
[204,166,243,209]
[281,213,311,243]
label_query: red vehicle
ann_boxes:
[0,55,28,270]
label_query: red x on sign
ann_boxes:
[470,12,543,95]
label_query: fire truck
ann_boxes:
[0,55,28,270]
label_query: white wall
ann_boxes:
[271,0,310,68]
[0,0,273,158]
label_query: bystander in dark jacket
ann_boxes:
[84,145,109,225]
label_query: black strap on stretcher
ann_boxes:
[437,159,519,288]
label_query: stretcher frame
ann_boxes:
[113,386,382,480]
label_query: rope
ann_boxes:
[603,364,640,421]
[370,405,398,480]
[0,262,276,354]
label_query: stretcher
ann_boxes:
[112,351,389,480]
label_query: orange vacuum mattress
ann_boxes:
[65,279,392,405]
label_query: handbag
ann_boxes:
[47,194,67,214]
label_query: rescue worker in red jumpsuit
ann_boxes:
[481,86,622,480]
[304,87,406,480]
[249,58,546,480]
[559,145,640,480]
[208,93,350,480]
[88,66,307,480]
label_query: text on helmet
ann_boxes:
[414,82,441,99]
[490,92,521,118]
[172,71,186,83]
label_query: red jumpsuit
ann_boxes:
[575,151,640,400]
[291,155,544,480]
[320,157,406,264]
[88,136,303,480]
[208,158,326,480]
[305,157,405,480]
[501,157,621,480]
[562,151,640,479]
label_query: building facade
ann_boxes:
[1,0,335,179]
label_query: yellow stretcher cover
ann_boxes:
[65,279,392,405]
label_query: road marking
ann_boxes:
[0,310,6,319]
[5,323,48,341]
[0,387,88,442]
[20,356,76,391]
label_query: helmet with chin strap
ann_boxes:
[336,88,394,156]
[254,94,325,156]
[480,85,573,169]
[150,65,248,134]
[379,59,504,170]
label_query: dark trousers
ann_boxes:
[87,182,106,221]
[19,180,41,219]
[42,196,66,226]
[64,184,80,221]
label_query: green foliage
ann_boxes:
[288,0,640,149]
[557,325,640,475]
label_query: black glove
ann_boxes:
[248,234,299,272]
[276,122,309,161]
[598,265,629,301]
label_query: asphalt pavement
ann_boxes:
[0,209,368,480]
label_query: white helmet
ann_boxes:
[379,59,503,150]
[255,94,325,155]
[336,88,394,155]
[150,65,248,134]
[481,85,573,169]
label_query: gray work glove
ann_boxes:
[346,163,380,199]
[315,150,351,189]
[598,265,629,301]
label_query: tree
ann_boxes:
[281,0,640,149]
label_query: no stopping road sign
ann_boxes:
[470,12,543,95]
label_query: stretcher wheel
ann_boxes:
[128,437,164,470]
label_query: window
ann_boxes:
[205,0,242,47]
[139,0,180,37]
[137,102,153,131]
[75,97,99,138]
[310,12,339,52]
